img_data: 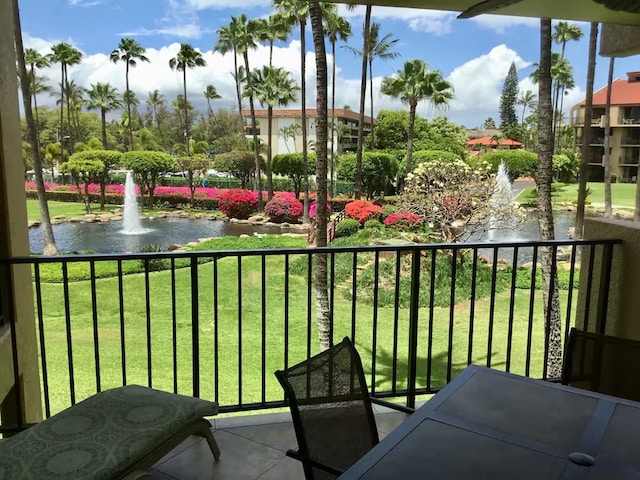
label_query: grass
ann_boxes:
[516,182,637,209]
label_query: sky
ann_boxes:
[18,0,640,128]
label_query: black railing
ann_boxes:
[0,239,620,433]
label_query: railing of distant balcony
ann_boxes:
[0,239,620,433]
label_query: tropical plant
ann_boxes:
[244,66,299,200]
[264,194,303,223]
[516,89,537,124]
[203,84,221,119]
[256,13,292,67]
[169,43,206,156]
[24,48,50,151]
[481,150,539,181]
[337,151,399,199]
[110,38,149,151]
[176,156,211,205]
[353,4,372,200]
[217,189,259,219]
[381,59,454,175]
[272,152,316,198]
[278,123,302,153]
[60,154,105,213]
[85,82,122,149]
[211,150,257,188]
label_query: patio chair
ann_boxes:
[562,328,640,401]
[275,337,379,480]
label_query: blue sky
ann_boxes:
[19,0,640,127]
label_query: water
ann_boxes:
[487,162,516,241]
[29,218,299,254]
[122,172,146,234]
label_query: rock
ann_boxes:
[198,237,214,243]
[496,258,510,269]
[179,212,189,218]
[186,241,199,247]
[83,214,97,220]
[168,243,182,251]
[98,214,114,221]
[194,214,203,219]
[239,234,250,238]
[156,213,167,218]
[280,222,290,228]
[207,215,218,221]
[28,221,40,228]
[238,219,250,224]
[168,211,181,218]
[229,218,240,223]
[53,215,67,220]
[112,215,123,221]
[477,254,491,264]
[264,222,277,227]
[253,232,265,238]
[248,215,266,223]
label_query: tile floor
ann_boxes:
[148,405,411,480]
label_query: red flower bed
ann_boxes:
[345,200,383,224]
[384,211,422,228]
[217,189,259,219]
[265,193,303,223]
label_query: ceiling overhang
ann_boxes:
[339,0,640,26]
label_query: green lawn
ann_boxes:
[516,182,637,209]
[36,250,574,416]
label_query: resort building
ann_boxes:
[466,136,524,157]
[240,108,374,156]
[570,71,640,182]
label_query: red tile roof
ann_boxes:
[466,136,523,147]
[580,73,640,106]
[241,108,374,123]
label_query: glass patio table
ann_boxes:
[339,365,640,480]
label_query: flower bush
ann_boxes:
[309,200,331,219]
[345,200,383,224]
[384,211,422,229]
[217,189,259,219]
[336,218,360,238]
[265,194,303,223]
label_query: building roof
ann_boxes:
[466,136,523,147]
[241,108,374,124]
[578,72,640,107]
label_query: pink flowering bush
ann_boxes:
[384,211,422,229]
[265,194,303,223]
[218,189,259,219]
[308,200,331,219]
[345,200,383,224]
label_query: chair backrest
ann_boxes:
[275,337,379,480]
[562,328,640,401]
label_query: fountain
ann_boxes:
[487,162,516,241]
[121,171,147,235]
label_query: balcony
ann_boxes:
[574,115,604,126]
[619,157,640,165]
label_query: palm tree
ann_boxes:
[324,7,352,195]
[279,123,301,152]
[169,43,206,156]
[517,89,537,124]
[353,4,371,199]
[257,13,292,67]
[64,80,85,144]
[552,22,583,138]
[146,90,164,129]
[245,66,299,200]
[603,57,615,218]
[49,42,82,158]
[309,0,330,350]
[537,18,562,379]
[110,38,149,151]
[25,48,49,151]
[381,59,453,175]
[215,22,247,148]
[85,82,122,148]
[204,84,221,120]
[14,0,59,255]
[274,0,311,221]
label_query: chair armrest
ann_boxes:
[286,449,344,477]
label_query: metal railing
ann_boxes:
[0,239,620,433]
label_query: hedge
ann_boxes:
[480,150,538,182]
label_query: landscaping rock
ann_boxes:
[28,221,40,228]
[53,215,67,220]
[253,233,265,238]
[179,212,189,218]
[280,222,290,228]
[186,241,199,247]
[248,215,266,223]
[239,234,250,238]
[264,222,277,227]
[168,243,182,251]
[112,215,123,221]
[168,211,181,218]
[477,254,492,264]
[69,218,82,223]
[198,237,214,243]
[238,219,250,224]
[229,218,240,223]
[156,212,167,218]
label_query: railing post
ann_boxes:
[596,242,615,335]
[190,258,200,398]
[407,249,421,410]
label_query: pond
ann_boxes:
[29,217,300,254]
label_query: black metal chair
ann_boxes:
[562,327,640,401]
[275,337,379,480]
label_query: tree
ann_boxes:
[257,13,292,67]
[499,62,519,128]
[146,89,166,146]
[279,123,302,153]
[516,90,537,124]
[483,117,497,129]
[120,151,175,206]
[86,150,122,210]
[110,38,149,151]
[337,151,399,199]
[85,82,122,149]
[603,57,615,218]
[537,18,562,379]
[245,66,299,200]
[60,153,105,213]
[381,59,454,175]
[272,152,316,198]
[274,0,311,221]
[176,156,211,205]
[24,48,49,154]
[354,5,372,200]
[212,150,257,188]
[203,84,221,120]
[169,43,206,156]
[14,0,59,255]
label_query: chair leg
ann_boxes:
[194,419,221,460]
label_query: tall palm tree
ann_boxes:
[110,38,149,151]
[245,66,299,200]
[603,57,615,218]
[85,82,122,148]
[354,5,371,199]
[381,59,453,175]
[323,7,351,195]
[309,0,330,350]
[147,90,164,129]
[25,48,49,151]
[516,89,537,124]
[14,0,59,255]
[49,42,82,159]
[552,22,583,135]
[64,80,84,144]
[169,43,206,156]
[274,0,311,221]
[204,84,221,118]
[257,13,292,67]
[215,22,247,148]
[537,18,562,379]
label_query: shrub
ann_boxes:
[218,189,259,219]
[272,152,316,198]
[336,218,360,237]
[264,194,303,223]
[345,200,383,224]
[381,204,397,218]
[384,211,422,229]
[138,244,167,272]
[481,150,538,182]
[364,219,384,230]
[400,150,460,173]
[309,200,331,219]
[212,151,258,188]
[553,153,579,182]
[337,151,399,199]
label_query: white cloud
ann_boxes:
[118,23,210,39]
[68,0,107,6]
[470,14,539,33]
[185,0,270,9]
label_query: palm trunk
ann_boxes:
[59,63,65,162]
[65,65,73,152]
[244,52,263,212]
[301,21,309,223]
[406,103,416,174]
[101,107,107,148]
[603,57,615,218]
[126,62,133,151]
[267,106,274,200]
[269,42,274,68]
[13,0,59,255]
[521,104,526,124]
[233,47,247,149]
[537,18,562,379]
[576,23,599,235]
[309,0,330,351]
[330,37,336,197]
[31,64,42,157]
[183,68,190,156]
[355,5,371,200]
[369,57,374,149]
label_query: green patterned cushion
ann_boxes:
[0,385,218,479]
